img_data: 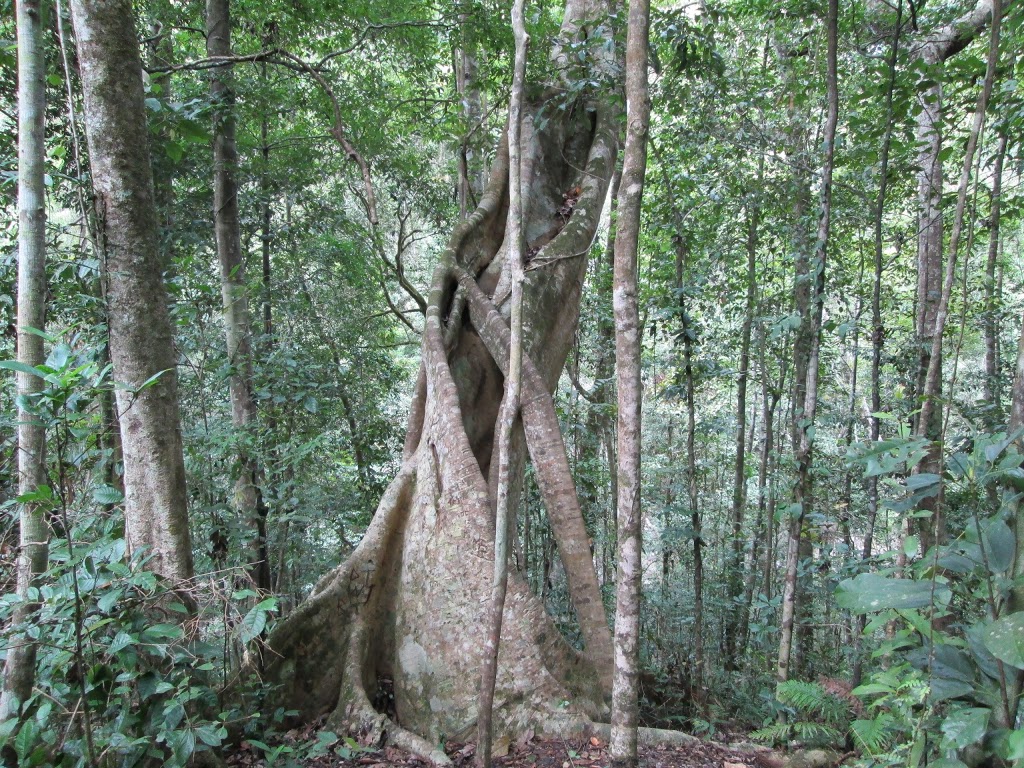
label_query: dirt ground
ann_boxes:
[225,728,788,768]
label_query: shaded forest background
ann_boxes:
[2,0,1024,765]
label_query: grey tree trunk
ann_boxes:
[206,0,270,591]
[70,0,193,582]
[910,0,998,556]
[263,4,619,760]
[777,0,838,690]
[854,0,903,687]
[725,170,760,672]
[609,0,650,763]
[477,2,528,764]
[983,131,1007,420]
[0,0,50,722]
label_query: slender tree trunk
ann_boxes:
[738,343,780,659]
[683,310,703,687]
[0,0,49,722]
[455,1,486,219]
[70,0,193,582]
[477,3,527,764]
[609,0,650,762]
[1000,312,1024,728]
[854,0,903,687]
[778,0,838,689]
[725,172,760,671]
[983,130,1007,419]
[911,0,998,556]
[207,0,270,591]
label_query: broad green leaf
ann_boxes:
[194,725,223,747]
[1006,729,1024,760]
[142,624,184,641]
[170,728,196,767]
[982,518,1015,573]
[0,360,46,379]
[835,573,950,613]
[906,472,941,491]
[983,612,1024,669]
[92,485,125,506]
[239,604,268,642]
[940,707,989,750]
[930,678,974,703]
[15,718,38,761]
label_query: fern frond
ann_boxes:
[791,721,843,747]
[851,715,894,755]
[751,723,793,745]
[777,680,848,724]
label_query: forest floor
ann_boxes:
[225,727,789,768]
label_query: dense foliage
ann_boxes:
[2,0,1023,765]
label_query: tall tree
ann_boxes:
[477,0,527,764]
[0,0,50,723]
[70,0,193,582]
[777,0,838,689]
[263,2,619,760]
[609,0,650,762]
[909,0,998,554]
[206,0,270,591]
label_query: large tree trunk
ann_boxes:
[71,0,194,583]
[0,0,49,722]
[263,22,619,757]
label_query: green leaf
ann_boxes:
[1006,729,1024,760]
[92,485,125,506]
[15,719,38,761]
[97,588,123,614]
[170,728,196,767]
[903,535,919,558]
[142,623,184,641]
[194,725,223,747]
[930,678,974,703]
[0,360,46,379]
[835,573,950,613]
[851,683,893,696]
[982,518,1015,573]
[906,472,941,491]
[940,707,990,750]
[108,630,135,656]
[983,612,1024,669]
[238,604,268,642]
[303,395,318,413]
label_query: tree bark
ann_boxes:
[609,0,650,762]
[263,6,620,757]
[725,166,761,672]
[206,0,270,591]
[854,0,903,688]
[0,0,50,722]
[910,0,999,556]
[777,0,838,690]
[70,0,193,582]
[477,2,528,764]
[983,130,1007,421]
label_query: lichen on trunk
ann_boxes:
[262,93,618,759]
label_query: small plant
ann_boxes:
[751,680,851,748]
